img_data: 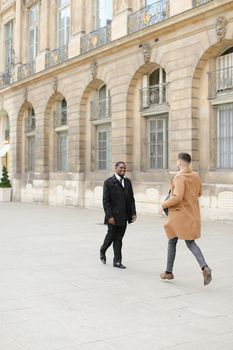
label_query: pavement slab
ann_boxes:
[0,202,232,350]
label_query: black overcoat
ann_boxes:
[103,174,136,226]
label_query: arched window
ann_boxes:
[90,84,111,170]
[212,48,233,169]
[141,67,167,109]
[54,98,68,171]
[141,67,168,169]
[216,47,233,92]
[25,108,36,172]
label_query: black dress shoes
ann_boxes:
[100,251,106,264]
[113,262,126,269]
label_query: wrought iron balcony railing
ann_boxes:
[45,45,68,68]
[25,114,36,133]
[90,97,111,121]
[128,0,169,34]
[81,25,111,54]
[18,60,35,80]
[54,109,67,128]
[208,67,233,99]
[1,0,12,6]
[0,70,12,89]
[0,74,7,89]
[193,0,212,7]
[140,83,168,111]
[2,0,12,4]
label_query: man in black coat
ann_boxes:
[100,161,137,269]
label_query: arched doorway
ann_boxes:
[17,102,36,176]
[80,79,112,173]
[192,40,233,172]
[126,62,169,174]
[79,78,112,208]
[44,92,69,175]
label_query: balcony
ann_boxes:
[140,83,169,111]
[1,0,13,7]
[90,97,111,121]
[81,25,111,54]
[54,109,67,128]
[128,0,170,34]
[45,45,68,69]
[0,70,12,90]
[208,67,233,99]
[193,0,212,7]
[18,60,35,80]
[25,114,36,133]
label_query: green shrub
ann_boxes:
[0,166,11,188]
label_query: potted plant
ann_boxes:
[0,166,12,201]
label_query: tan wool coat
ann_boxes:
[162,170,202,240]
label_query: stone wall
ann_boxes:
[0,0,233,220]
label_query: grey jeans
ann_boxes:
[166,237,207,273]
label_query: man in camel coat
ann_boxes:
[160,153,212,286]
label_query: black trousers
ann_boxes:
[100,223,127,264]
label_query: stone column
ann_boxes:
[111,76,133,172]
[0,17,3,72]
[170,0,192,17]
[34,105,49,203]
[68,0,86,58]
[36,0,50,72]
[39,0,50,52]
[14,0,22,64]
[13,0,23,81]
[112,0,133,40]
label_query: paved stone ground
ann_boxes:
[0,202,233,350]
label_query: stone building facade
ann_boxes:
[0,0,233,220]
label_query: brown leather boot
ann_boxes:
[203,266,212,286]
[160,272,174,280]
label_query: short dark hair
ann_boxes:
[178,153,191,164]
[115,161,126,168]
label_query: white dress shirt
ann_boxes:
[115,173,125,188]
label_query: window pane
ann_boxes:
[29,4,39,26]
[28,136,35,171]
[58,5,70,46]
[218,106,233,168]
[59,28,65,47]
[146,0,155,5]
[28,5,38,61]
[29,28,37,60]
[97,127,111,170]
[148,114,168,169]
[4,21,13,70]
[99,85,106,100]
[149,69,160,86]
[58,0,70,7]
[5,21,13,40]
[57,133,68,171]
[96,0,112,28]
